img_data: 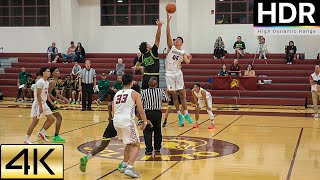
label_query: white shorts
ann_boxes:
[114,121,140,145]
[31,101,52,118]
[198,96,213,109]
[166,70,184,91]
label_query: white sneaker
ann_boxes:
[24,140,33,144]
[314,114,318,118]
[38,132,49,142]
[221,56,225,59]
[124,167,140,178]
[213,56,217,59]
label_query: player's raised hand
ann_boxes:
[156,19,163,27]
[167,13,172,22]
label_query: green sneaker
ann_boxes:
[54,101,60,105]
[178,113,185,126]
[80,156,88,172]
[71,101,76,105]
[52,135,66,143]
[76,101,80,105]
[118,163,127,173]
[184,114,193,123]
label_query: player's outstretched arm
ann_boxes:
[154,19,163,48]
[166,13,173,49]
[192,89,199,107]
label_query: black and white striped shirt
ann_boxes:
[141,88,168,110]
[80,68,96,84]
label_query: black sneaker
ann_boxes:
[162,121,167,127]
[154,149,161,153]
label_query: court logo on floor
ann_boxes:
[77,136,239,161]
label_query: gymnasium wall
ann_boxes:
[0,0,319,58]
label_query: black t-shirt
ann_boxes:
[138,44,159,74]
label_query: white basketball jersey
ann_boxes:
[113,89,136,128]
[166,46,185,72]
[194,88,211,100]
[33,78,49,103]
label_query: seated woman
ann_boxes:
[285,41,297,65]
[74,42,86,63]
[218,64,228,76]
[213,37,225,59]
[244,64,256,77]
[233,36,246,59]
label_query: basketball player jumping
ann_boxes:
[24,67,56,144]
[192,84,215,129]
[166,13,193,126]
[39,67,67,143]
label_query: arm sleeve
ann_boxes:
[233,42,236,49]
[138,55,143,63]
[152,44,159,57]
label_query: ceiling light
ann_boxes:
[117,0,123,3]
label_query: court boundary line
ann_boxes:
[228,124,320,129]
[286,128,304,180]
[96,115,218,180]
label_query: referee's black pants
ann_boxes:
[81,83,93,110]
[143,110,162,152]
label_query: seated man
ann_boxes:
[71,78,81,105]
[56,77,64,97]
[63,75,74,102]
[110,76,123,102]
[70,62,82,80]
[95,73,110,106]
[22,74,35,102]
[47,42,59,63]
[233,36,246,59]
[229,59,241,76]
[15,67,28,102]
[61,41,76,63]
[116,58,125,76]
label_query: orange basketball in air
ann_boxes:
[166,3,176,14]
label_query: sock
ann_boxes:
[122,162,128,167]
[25,135,30,141]
[86,153,93,160]
[40,129,46,135]
[127,165,133,169]
[164,118,167,122]
[196,120,199,124]
[207,110,214,120]
[177,111,181,115]
[184,110,188,115]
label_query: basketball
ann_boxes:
[166,3,176,14]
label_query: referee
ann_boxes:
[141,76,168,155]
[79,60,96,111]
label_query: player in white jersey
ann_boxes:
[192,84,215,129]
[166,13,193,126]
[113,74,149,178]
[24,67,57,144]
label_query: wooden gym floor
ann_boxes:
[0,102,319,180]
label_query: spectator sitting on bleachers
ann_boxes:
[218,64,228,76]
[71,78,81,105]
[56,77,64,97]
[47,42,59,63]
[22,74,35,102]
[15,67,28,102]
[61,41,76,63]
[94,73,110,106]
[63,75,74,102]
[233,36,246,59]
[213,37,225,59]
[230,59,241,76]
[110,75,124,101]
[259,38,268,59]
[244,64,256,77]
[285,41,297,65]
[116,58,125,75]
[74,42,86,63]
[70,61,82,80]
[133,53,144,75]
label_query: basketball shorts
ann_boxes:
[114,120,140,145]
[102,120,117,141]
[166,70,184,91]
[46,100,59,113]
[31,101,52,118]
[198,96,213,109]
